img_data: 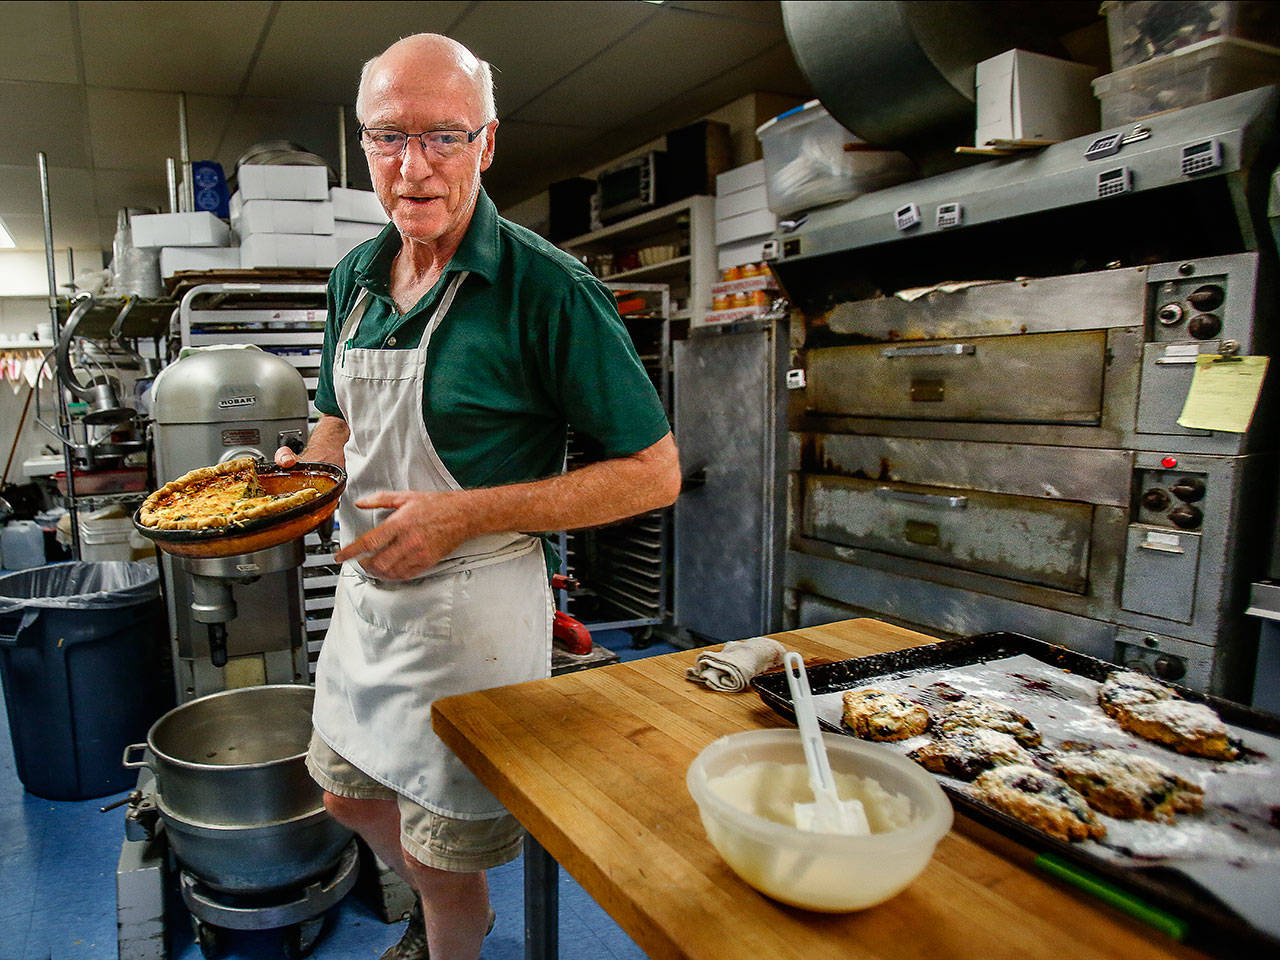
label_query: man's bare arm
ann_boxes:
[274,414,349,470]
[337,433,681,581]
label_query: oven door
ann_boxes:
[801,474,1094,593]
[806,330,1108,425]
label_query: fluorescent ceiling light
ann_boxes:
[0,217,15,249]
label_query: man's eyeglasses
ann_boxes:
[359,125,489,160]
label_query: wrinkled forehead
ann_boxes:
[360,57,485,129]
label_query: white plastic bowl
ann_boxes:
[686,729,952,912]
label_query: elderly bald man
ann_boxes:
[275,33,680,960]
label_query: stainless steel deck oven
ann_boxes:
[769,87,1280,702]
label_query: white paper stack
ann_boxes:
[329,187,388,260]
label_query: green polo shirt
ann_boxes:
[315,188,670,496]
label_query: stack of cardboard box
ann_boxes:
[137,168,390,278]
[132,211,238,279]
[234,165,336,269]
[328,187,388,259]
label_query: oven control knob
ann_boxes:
[1168,504,1203,530]
[1170,477,1205,503]
[1141,488,1171,511]
[1187,284,1225,311]
[1156,303,1184,325]
[1153,655,1186,681]
[1187,313,1222,339]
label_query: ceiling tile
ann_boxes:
[86,87,234,171]
[510,8,779,126]
[79,1,274,94]
[448,1,655,116]
[245,1,472,103]
[0,81,90,167]
[0,1,80,84]
[666,1,784,25]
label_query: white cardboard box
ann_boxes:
[716,208,777,246]
[131,212,231,248]
[240,233,339,269]
[237,165,329,201]
[716,159,766,196]
[975,49,1098,146]
[329,187,388,223]
[333,220,385,242]
[333,234,376,261]
[160,246,242,277]
[715,183,770,222]
[717,237,773,272]
[231,196,335,235]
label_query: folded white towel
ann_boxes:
[686,637,787,693]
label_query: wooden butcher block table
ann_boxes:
[433,619,1207,960]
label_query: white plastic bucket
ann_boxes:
[78,511,137,563]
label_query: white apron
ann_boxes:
[313,275,553,819]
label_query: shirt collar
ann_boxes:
[353,187,501,298]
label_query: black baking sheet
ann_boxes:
[750,631,1280,957]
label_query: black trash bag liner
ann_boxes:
[0,561,159,613]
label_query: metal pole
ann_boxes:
[66,248,75,292]
[338,105,348,189]
[166,158,179,213]
[178,93,193,212]
[37,152,82,558]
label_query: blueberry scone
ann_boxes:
[841,688,930,741]
[1097,670,1173,719]
[972,765,1106,842]
[1050,747,1203,822]
[1115,700,1239,761]
[909,728,1032,780]
[934,696,1041,747]
[1098,670,1239,761]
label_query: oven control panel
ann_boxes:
[1134,465,1207,531]
[1149,274,1228,343]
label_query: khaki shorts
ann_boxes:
[306,732,525,873]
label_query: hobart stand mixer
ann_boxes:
[115,347,357,960]
[150,347,313,698]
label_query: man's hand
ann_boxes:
[274,414,349,470]
[334,490,473,580]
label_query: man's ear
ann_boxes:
[479,120,498,172]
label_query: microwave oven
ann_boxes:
[594,151,667,226]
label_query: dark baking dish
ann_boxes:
[133,461,346,559]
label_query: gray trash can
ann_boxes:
[0,561,172,800]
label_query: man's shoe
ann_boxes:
[378,899,497,960]
[379,899,429,960]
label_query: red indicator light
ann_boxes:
[1161,456,1178,468]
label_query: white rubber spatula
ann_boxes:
[783,651,871,835]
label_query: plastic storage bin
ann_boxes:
[1092,36,1280,127]
[0,562,171,800]
[1102,1,1280,71]
[756,100,914,217]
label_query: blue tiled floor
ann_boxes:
[0,628,679,960]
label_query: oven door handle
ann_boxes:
[880,343,976,359]
[875,487,968,509]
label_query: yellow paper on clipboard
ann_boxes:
[1177,355,1268,433]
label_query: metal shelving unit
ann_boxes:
[556,282,672,632]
